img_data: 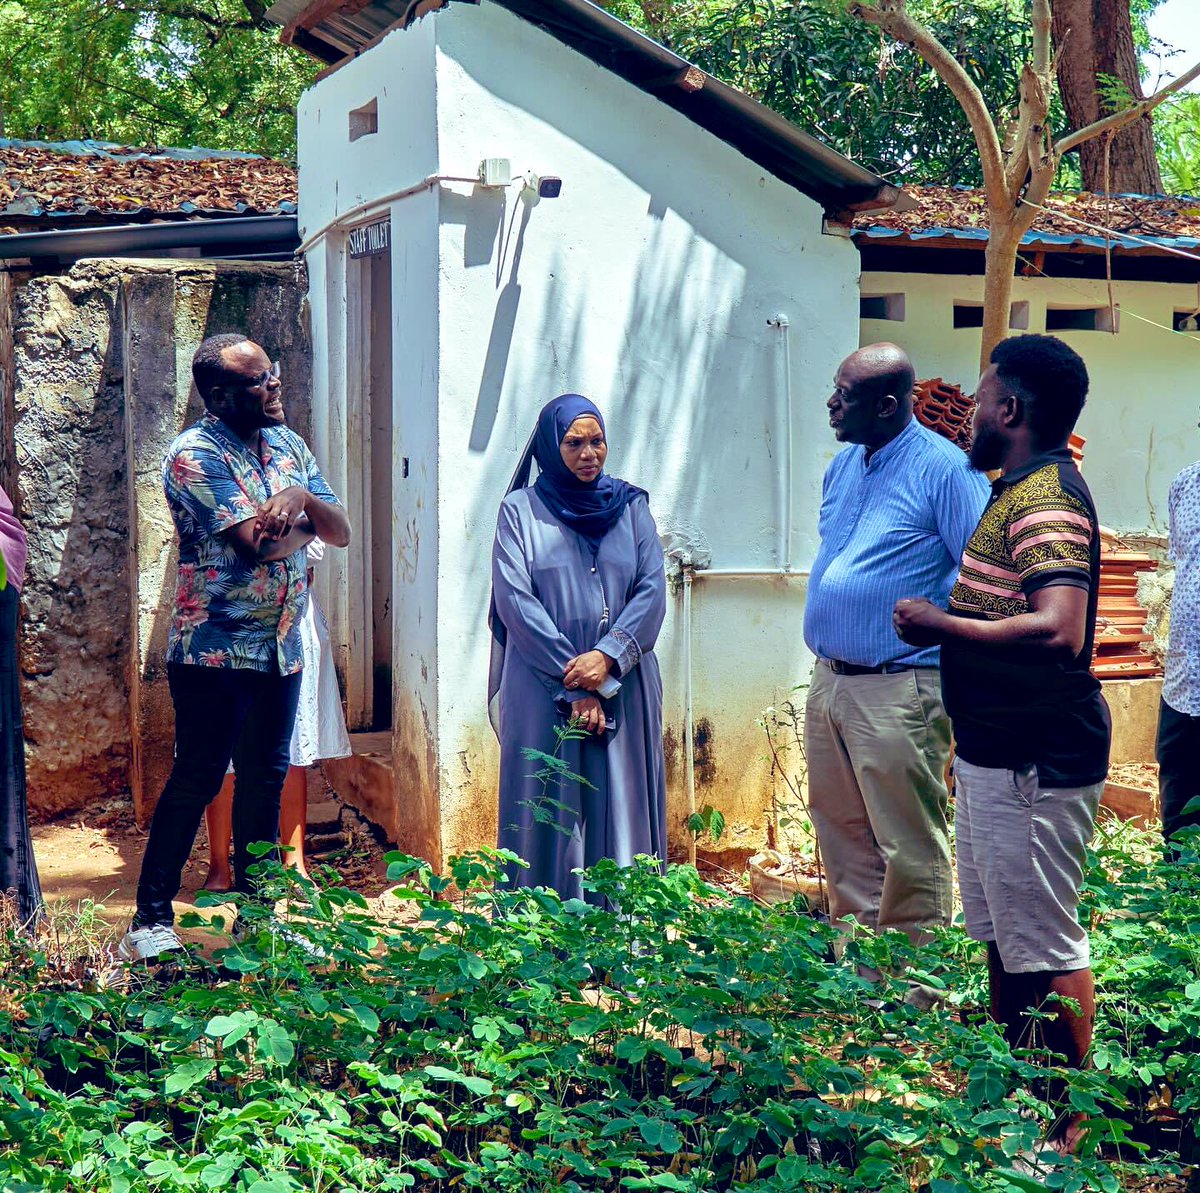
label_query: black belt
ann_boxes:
[822,658,935,676]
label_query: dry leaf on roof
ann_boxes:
[0,144,297,216]
[855,184,1200,241]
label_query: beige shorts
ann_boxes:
[954,757,1102,974]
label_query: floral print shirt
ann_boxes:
[1164,460,1200,716]
[163,413,342,674]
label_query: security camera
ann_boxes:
[521,173,563,205]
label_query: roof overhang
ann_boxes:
[267,0,908,217]
[854,227,1200,283]
[0,215,300,271]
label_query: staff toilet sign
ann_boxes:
[348,219,391,258]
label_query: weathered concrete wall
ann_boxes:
[14,267,131,818]
[0,272,21,501]
[11,258,310,822]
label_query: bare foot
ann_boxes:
[201,869,234,894]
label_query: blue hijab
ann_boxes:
[507,394,647,555]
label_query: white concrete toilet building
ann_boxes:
[267,0,904,865]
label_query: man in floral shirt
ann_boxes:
[121,334,350,961]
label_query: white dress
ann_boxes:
[290,538,351,766]
[227,539,351,771]
[290,583,351,765]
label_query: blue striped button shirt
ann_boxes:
[803,417,990,668]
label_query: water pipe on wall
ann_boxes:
[682,569,696,865]
[678,313,811,863]
[767,314,793,571]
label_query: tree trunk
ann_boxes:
[1051,0,1163,193]
[980,220,1023,370]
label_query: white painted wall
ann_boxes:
[431,2,859,859]
[298,0,864,864]
[862,269,1200,534]
[295,19,438,246]
[299,20,444,860]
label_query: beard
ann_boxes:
[968,424,1004,471]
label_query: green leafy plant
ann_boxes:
[515,719,595,837]
[686,803,726,845]
[0,825,1193,1191]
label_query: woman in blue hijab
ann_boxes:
[490,394,667,900]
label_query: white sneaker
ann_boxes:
[232,916,325,959]
[118,923,183,961]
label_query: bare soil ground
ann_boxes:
[30,768,392,947]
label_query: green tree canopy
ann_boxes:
[603,0,1176,189]
[0,0,318,159]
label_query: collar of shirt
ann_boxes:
[859,414,920,470]
[200,411,285,466]
[993,446,1073,492]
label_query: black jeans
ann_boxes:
[134,663,302,927]
[1156,697,1200,844]
[0,584,42,928]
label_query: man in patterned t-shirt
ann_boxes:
[120,334,351,963]
[893,335,1109,1156]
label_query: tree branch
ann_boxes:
[847,0,1006,203]
[151,1,258,32]
[1031,0,1051,77]
[1054,56,1200,158]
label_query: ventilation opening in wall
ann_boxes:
[953,301,1030,329]
[1045,305,1118,332]
[1173,309,1200,332]
[349,98,379,142]
[860,293,905,321]
[953,303,984,329]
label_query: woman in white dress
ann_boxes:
[202,539,351,890]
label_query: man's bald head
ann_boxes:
[827,342,916,450]
[843,343,915,412]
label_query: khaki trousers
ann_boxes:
[805,661,953,941]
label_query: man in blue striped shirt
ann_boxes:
[803,343,989,948]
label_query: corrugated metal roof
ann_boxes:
[853,185,1200,259]
[268,0,906,216]
[857,225,1200,254]
[0,138,298,224]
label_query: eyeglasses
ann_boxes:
[245,361,281,390]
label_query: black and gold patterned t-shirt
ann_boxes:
[941,449,1111,787]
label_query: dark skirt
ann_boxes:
[0,584,42,928]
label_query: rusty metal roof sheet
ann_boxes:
[854,185,1200,258]
[0,138,298,223]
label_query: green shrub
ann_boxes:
[0,828,1191,1192]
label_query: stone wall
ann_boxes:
[9,258,309,822]
[14,267,131,818]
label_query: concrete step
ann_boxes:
[306,798,343,833]
[307,830,347,855]
[322,733,396,842]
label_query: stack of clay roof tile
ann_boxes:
[1072,441,1161,681]
[915,378,1090,465]
[913,378,974,450]
[1093,542,1161,680]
